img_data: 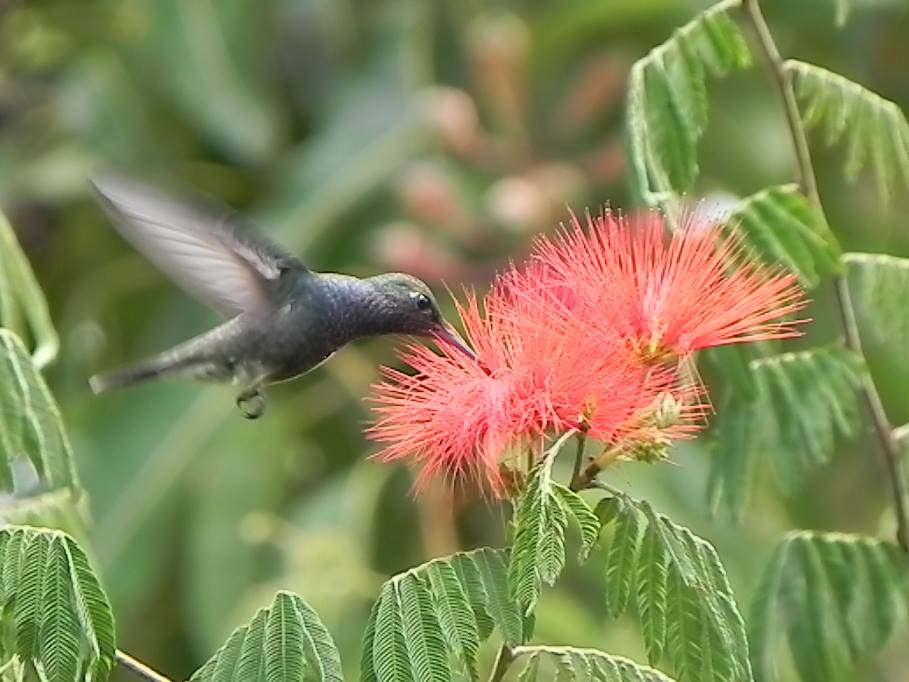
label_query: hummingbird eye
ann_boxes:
[412,292,433,312]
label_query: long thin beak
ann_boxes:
[432,322,476,360]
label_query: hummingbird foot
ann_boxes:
[236,387,266,419]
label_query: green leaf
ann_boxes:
[725,184,841,288]
[598,496,751,682]
[189,590,343,682]
[626,0,751,207]
[361,548,527,682]
[0,525,116,682]
[600,499,643,619]
[424,561,479,679]
[748,531,909,682]
[508,434,600,615]
[748,346,864,491]
[0,213,58,369]
[787,60,909,204]
[705,394,757,523]
[844,252,909,360]
[513,646,678,681]
[0,330,84,529]
[552,485,601,560]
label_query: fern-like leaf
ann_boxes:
[0,213,59,369]
[0,526,115,682]
[748,346,864,491]
[844,252,909,359]
[596,497,751,682]
[705,395,756,523]
[725,184,840,288]
[626,0,751,206]
[508,434,600,615]
[189,590,343,682]
[361,548,528,682]
[787,60,909,204]
[513,646,678,681]
[0,330,84,530]
[748,531,909,682]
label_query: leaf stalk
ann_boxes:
[116,650,174,682]
[487,643,516,682]
[741,0,909,552]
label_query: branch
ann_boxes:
[116,650,174,682]
[487,643,516,682]
[741,0,909,552]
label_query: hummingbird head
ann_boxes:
[366,273,476,360]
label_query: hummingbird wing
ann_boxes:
[91,175,305,318]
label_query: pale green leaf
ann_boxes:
[787,60,909,204]
[0,213,59,369]
[626,0,751,206]
[512,646,678,682]
[749,531,909,682]
[725,185,840,288]
[844,253,909,365]
[749,346,864,491]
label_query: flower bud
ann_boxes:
[652,392,682,429]
[395,161,463,227]
[418,87,479,154]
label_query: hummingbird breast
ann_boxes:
[244,272,373,383]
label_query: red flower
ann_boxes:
[367,207,806,494]
[368,264,700,493]
[533,210,808,358]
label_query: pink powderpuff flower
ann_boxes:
[532,210,808,361]
[368,261,702,494]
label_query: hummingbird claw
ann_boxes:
[236,388,266,419]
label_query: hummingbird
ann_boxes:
[88,175,475,419]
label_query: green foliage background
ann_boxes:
[2,0,909,680]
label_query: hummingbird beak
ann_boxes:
[432,322,476,361]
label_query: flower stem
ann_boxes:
[571,443,625,491]
[741,0,909,552]
[570,431,588,490]
[487,643,516,682]
[116,650,174,682]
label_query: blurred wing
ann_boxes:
[91,175,305,317]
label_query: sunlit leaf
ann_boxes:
[514,646,678,681]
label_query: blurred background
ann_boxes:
[2,0,909,679]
